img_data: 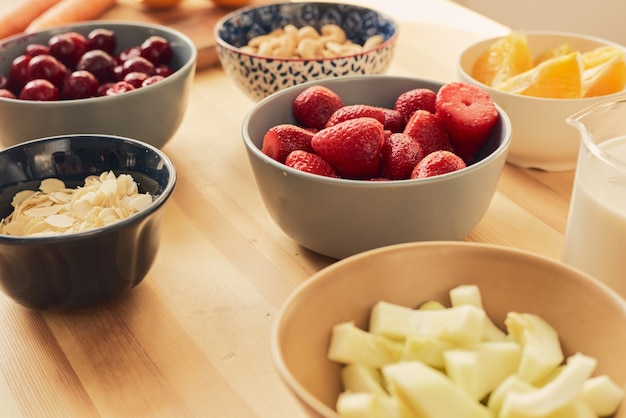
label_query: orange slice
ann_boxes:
[581,46,624,68]
[495,52,583,98]
[582,50,626,97]
[533,43,573,66]
[471,31,533,87]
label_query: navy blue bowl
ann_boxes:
[214,2,398,101]
[0,134,176,310]
[216,2,397,48]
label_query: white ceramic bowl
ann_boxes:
[459,30,626,171]
[0,21,197,149]
[271,241,626,417]
[214,2,398,101]
[242,75,512,259]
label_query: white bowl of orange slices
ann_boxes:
[459,30,626,171]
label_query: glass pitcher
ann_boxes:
[563,96,626,298]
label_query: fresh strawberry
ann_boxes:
[311,117,384,179]
[261,124,315,163]
[285,150,340,178]
[435,82,499,163]
[410,150,466,179]
[403,110,453,156]
[293,85,344,129]
[394,88,437,123]
[380,107,405,132]
[379,133,425,180]
[325,104,386,127]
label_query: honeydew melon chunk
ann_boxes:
[401,335,454,370]
[449,284,508,341]
[431,305,485,346]
[581,375,625,417]
[336,392,380,418]
[543,398,598,418]
[505,312,564,384]
[341,363,389,397]
[370,301,485,346]
[476,341,523,395]
[369,301,414,340]
[418,300,446,310]
[442,349,481,400]
[328,322,403,368]
[336,391,412,418]
[499,352,597,418]
[444,341,522,401]
[382,361,492,418]
[487,375,536,415]
[532,363,566,388]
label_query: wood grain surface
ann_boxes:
[103,0,274,69]
[0,0,588,417]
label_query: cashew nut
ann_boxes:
[242,24,384,59]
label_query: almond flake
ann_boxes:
[12,190,36,207]
[39,178,66,194]
[0,171,153,236]
[45,214,75,229]
[24,205,63,218]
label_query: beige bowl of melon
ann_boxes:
[458,30,626,171]
[271,241,626,418]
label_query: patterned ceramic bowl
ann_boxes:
[214,2,398,101]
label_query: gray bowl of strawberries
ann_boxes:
[242,75,512,259]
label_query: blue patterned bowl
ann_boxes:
[214,2,398,101]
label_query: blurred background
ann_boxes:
[452,0,626,44]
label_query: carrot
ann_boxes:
[25,0,117,33]
[0,0,62,40]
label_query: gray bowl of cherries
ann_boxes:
[0,21,197,149]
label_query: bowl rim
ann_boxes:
[213,1,399,62]
[0,20,198,105]
[458,29,626,103]
[242,75,512,186]
[0,133,177,243]
[269,240,626,417]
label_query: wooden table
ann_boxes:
[0,0,575,417]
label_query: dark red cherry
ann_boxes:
[76,49,116,83]
[20,79,59,101]
[25,44,50,57]
[140,36,172,65]
[123,71,148,88]
[87,28,116,54]
[0,89,16,99]
[27,54,68,87]
[121,56,155,77]
[118,46,141,63]
[62,70,99,99]
[48,32,88,67]
[8,55,31,91]
[97,82,115,96]
[105,81,135,96]
[142,75,165,87]
[113,64,124,81]
[154,64,173,78]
